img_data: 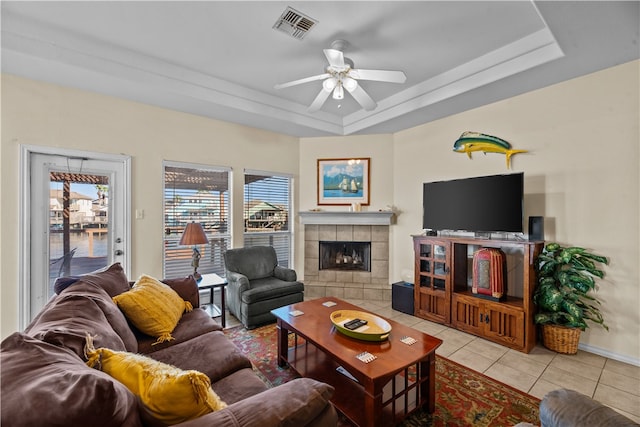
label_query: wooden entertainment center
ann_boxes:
[413,235,544,353]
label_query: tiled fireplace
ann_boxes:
[300,212,394,301]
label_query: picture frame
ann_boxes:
[317,158,370,206]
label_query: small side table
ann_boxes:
[198,273,228,328]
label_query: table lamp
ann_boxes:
[179,222,209,282]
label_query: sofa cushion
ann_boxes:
[150,331,252,382]
[113,274,193,345]
[135,308,222,355]
[241,277,304,304]
[82,284,140,352]
[0,332,143,427]
[59,262,132,297]
[85,340,226,426]
[24,291,129,358]
[211,367,269,404]
[178,378,336,427]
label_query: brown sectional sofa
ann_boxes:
[1,263,338,427]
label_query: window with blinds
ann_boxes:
[163,163,231,278]
[244,171,292,268]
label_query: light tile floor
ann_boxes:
[221,298,640,423]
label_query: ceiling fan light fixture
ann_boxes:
[322,77,338,91]
[274,39,406,112]
[332,83,344,100]
[343,76,358,92]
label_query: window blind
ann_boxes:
[163,163,231,278]
[243,171,292,268]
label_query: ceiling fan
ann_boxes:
[274,40,407,112]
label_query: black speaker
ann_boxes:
[529,216,544,241]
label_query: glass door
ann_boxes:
[24,148,130,326]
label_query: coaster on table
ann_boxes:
[356,351,377,363]
[400,336,417,345]
[289,310,304,316]
[322,301,337,307]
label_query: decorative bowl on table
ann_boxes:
[330,310,392,341]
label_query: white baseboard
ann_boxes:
[579,343,640,367]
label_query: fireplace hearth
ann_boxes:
[320,241,371,272]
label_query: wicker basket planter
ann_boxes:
[541,324,581,354]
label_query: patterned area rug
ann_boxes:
[225,324,540,427]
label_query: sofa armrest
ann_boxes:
[274,266,297,282]
[176,378,335,427]
[227,271,251,292]
[162,276,200,308]
[540,389,637,427]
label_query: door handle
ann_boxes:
[114,249,124,256]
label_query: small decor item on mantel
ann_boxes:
[534,243,610,354]
[453,131,528,169]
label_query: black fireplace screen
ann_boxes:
[319,241,371,272]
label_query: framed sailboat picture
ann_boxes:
[317,158,370,206]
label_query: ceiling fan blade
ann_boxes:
[349,69,407,84]
[274,73,331,90]
[323,49,345,68]
[308,88,332,112]
[347,85,377,111]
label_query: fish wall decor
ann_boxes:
[453,131,528,169]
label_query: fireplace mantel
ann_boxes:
[299,211,394,225]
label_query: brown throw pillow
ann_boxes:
[56,262,131,297]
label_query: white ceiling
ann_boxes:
[2,1,638,137]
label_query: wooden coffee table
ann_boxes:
[271,297,442,427]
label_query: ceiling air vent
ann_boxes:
[272,7,318,40]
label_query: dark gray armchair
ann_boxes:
[223,246,304,329]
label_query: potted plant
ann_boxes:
[533,242,609,354]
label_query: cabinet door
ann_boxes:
[415,239,450,323]
[416,241,448,290]
[416,287,448,323]
[452,294,482,335]
[482,302,525,349]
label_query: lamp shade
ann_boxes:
[342,77,358,92]
[179,222,209,246]
[332,83,344,100]
[322,77,338,91]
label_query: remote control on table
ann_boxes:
[344,319,368,330]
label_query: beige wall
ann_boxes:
[0,74,300,338]
[392,61,639,362]
[299,61,640,363]
[297,134,396,280]
[2,60,638,363]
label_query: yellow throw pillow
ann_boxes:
[85,336,226,425]
[113,274,192,344]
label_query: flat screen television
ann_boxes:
[422,172,524,233]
